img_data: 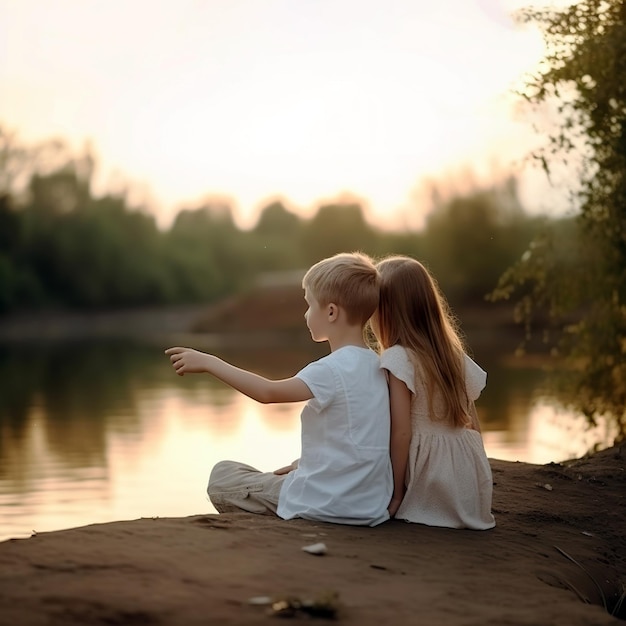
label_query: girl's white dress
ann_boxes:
[380,345,495,530]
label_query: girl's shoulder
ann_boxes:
[463,354,487,399]
[380,344,411,366]
[380,345,418,391]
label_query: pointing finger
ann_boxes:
[164,347,184,356]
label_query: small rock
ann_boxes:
[302,542,327,555]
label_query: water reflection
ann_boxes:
[0,339,614,542]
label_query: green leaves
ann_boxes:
[495,0,626,443]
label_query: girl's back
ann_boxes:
[374,255,496,529]
[380,342,495,530]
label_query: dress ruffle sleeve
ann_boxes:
[464,354,487,401]
[379,345,416,394]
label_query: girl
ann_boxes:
[372,255,495,530]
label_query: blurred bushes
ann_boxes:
[0,128,547,315]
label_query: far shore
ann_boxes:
[0,304,211,343]
[0,297,531,351]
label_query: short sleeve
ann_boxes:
[464,354,487,401]
[296,358,338,412]
[380,346,416,394]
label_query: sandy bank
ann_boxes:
[0,446,624,625]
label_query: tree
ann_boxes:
[421,177,541,305]
[0,126,29,196]
[167,201,254,300]
[492,0,626,442]
[250,201,304,270]
[300,202,378,263]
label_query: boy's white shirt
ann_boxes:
[277,345,392,527]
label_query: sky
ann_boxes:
[0,0,557,229]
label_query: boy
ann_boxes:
[165,252,392,526]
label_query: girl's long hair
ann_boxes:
[375,256,470,427]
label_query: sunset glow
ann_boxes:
[1,0,548,228]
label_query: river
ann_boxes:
[0,331,615,542]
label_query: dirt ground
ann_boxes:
[0,445,623,626]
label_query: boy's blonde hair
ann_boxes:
[302,252,380,326]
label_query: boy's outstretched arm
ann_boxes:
[164,347,313,404]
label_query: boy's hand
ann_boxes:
[165,347,210,376]
[273,459,299,475]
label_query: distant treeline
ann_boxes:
[0,135,556,315]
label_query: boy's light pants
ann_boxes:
[208,460,285,515]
